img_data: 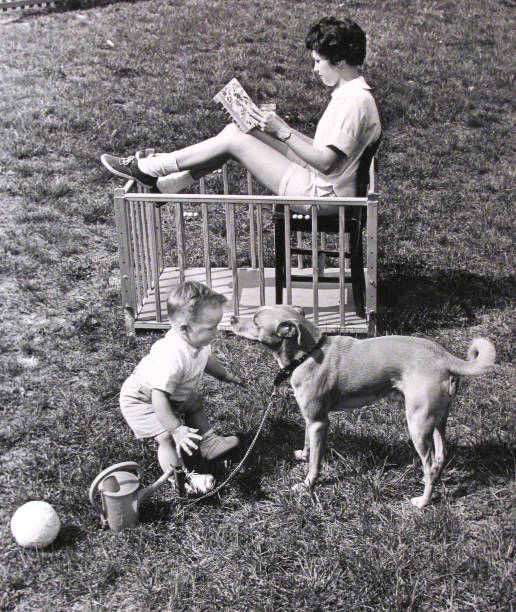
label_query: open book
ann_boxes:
[213,78,262,133]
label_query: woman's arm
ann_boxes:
[249,109,343,174]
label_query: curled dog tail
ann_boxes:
[446,338,496,377]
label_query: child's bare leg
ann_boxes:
[155,430,216,495]
[154,431,182,473]
[181,391,239,461]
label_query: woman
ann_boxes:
[101,17,381,215]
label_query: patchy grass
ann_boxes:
[0,0,514,610]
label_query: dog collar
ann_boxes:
[273,337,325,387]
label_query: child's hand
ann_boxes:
[172,425,203,456]
[225,372,246,387]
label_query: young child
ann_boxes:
[119,281,242,495]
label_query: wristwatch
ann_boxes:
[279,129,292,143]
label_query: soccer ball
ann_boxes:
[11,501,61,548]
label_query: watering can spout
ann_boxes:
[137,467,175,509]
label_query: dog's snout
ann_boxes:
[230,315,237,325]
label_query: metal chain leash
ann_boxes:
[181,386,282,509]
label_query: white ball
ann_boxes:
[11,501,61,549]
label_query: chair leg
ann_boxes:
[274,219,285,304]
[349,221,366,319]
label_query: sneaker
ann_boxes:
[100,154,158,189]
[199,431,239,461]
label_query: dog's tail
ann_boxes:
[446,338,496,377]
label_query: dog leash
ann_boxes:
[179,341,324,509]
[180,385,283,509]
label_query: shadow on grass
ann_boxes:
[379,267,515,334]
[209,422,515,501]
[52,524,89,549]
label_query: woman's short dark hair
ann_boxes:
[305,16,366,66]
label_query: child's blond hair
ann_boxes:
[166,281,227,323]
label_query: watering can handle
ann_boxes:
[88,461,144,513]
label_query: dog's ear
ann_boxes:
[276,321,297,339]
[276,318,322,351]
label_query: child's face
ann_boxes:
[183,302,223,348]
[312,51,342,87]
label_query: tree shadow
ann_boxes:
[378,266,514,335]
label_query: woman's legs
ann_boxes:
[139,124,294,195]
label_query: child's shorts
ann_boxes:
[119,376,199,439]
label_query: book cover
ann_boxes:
[213,78,262,133]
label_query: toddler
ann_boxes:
[119,281,242,495]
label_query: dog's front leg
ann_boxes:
[292,417,329,494]
[294,423,310,463]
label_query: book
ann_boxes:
[213,78,263,133]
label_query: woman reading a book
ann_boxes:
[101,16,381,215]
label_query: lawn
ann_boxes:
[0,0,514,610]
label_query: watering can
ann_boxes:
[88,461,175,532]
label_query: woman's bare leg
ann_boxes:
[142,124,294,195]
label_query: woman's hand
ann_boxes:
[172,425,203,456]
[249,109,289,139]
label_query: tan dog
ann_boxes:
[230,306,496,508]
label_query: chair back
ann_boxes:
[356,134,382,197]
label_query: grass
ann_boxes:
[0,0,515,610]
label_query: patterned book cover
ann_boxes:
[213,78,262,133]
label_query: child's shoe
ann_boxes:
[199,430,239,461]
[169,469,215,496]
[100,154,158,189]
[185,471,216,495]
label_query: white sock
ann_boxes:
[138,152,180,177]
[156,171,195,193]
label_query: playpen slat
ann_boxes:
[297,231,303,268]
[222,164,231,263]
[339,206,346,328]
[137,202,149,296]
[284,204,292,304]
[114,189,136,335]
[256,204,265,305]
[311,206,319,325]
[228,203,239,315]
[247,171,257,269]
[175,202,186,284]
[366,195,378,336]
[199,180,212,289]
[129,202,143,310]
[140,201,152,292]
[147,203,162,322]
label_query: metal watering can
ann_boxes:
[88,461,174,532]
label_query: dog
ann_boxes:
[230,305,496,508]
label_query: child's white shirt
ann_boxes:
[313,76,381,196]
[132,328,211,400]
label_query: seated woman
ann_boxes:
[101,16,381,216]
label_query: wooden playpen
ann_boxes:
[113,163,378,336]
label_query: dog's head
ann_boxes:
[230,306,323,364]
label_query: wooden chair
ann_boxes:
[273,136,381,318]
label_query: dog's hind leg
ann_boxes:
[405,390,449,508]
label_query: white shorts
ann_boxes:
[119,376,200,439]
[278,161,341,217]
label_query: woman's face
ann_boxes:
[312,51,342,87]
